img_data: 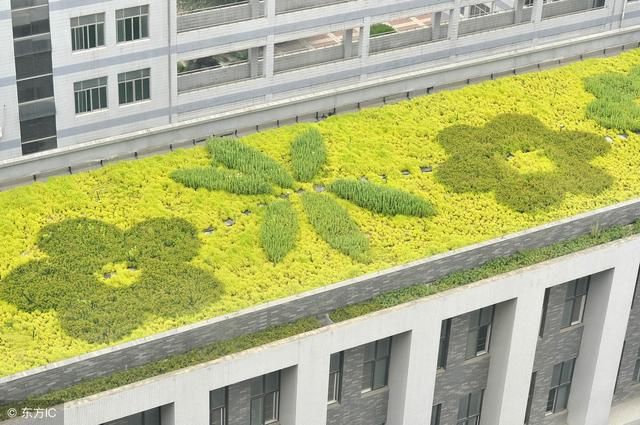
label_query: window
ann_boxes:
[118,68,150,105]
[17,75,54,103]
[437,319,451,369]
[11,4,50,38]
[457,390,483,425]
[546,358,575,414]
[524,372,537,424]
[328,352,343,403]
[71,13,105,51]
[634,347,640,382]
[250,372,280,425]
[431,404,442,425]
[362,337,391,392]
[210,387,227,425]
[465,306,494,359]
[539,288,550,337]
[74,77,107,114]
[561,277,589,328]
[102,406,161,425]
[116,5,149,42]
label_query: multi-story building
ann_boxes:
[0,0,639,183]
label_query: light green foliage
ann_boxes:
[370,23,395,37]
[330,221,640,322]
[436,114,612,212]
[0,218,221,344]
[170,167,272,195]
[291,128,327,182]
[302,193,370,263]
[0,318,321,420]
[208,138,294,188]
[261,201,299,263]
[2,50,640,376]
[584,66,640,131]
[328,179,436,217]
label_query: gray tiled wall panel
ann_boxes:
[326,345,389,425]
[1,199,640,401]
[433,314,491,425]
[613,270,640,404]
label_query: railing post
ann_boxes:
[448,5,461,40]
[514,0,525,23]
[249,47,260,78]
[343,29,354,58]
[532,0,544,22]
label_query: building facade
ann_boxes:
[4,231,637,425]
[0,0,639,182]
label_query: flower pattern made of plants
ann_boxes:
[171,128,435,263]
[435,114,613,213]
[584,66,640,131]
[0,218,222,344]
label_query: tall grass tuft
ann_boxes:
[208,138,294,188]
[261,200,299,263]
[171,167,272,195]
[301,193,370,262]
[328,179,436,217]
[291,128,327,182]
[584,67,640,131]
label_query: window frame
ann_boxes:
[209,387,227,425]
[465,306,494,359]
[249,371,280,425]
[560,277,590,329]
[361,337,392,392]
[118,68,151,105]
[437,319,452,369]
[74,76,108,114]
[70,13,105,51]
[431,403,442,425]
[546,358,576,414]
[116,5,149,43]
[456,389,484,425]
[328,352,343,404]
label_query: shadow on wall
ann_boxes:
[0,218,223,344]
[435,113,614,213]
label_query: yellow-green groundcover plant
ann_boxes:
[1,50,640,376]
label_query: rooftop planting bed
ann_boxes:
[1,50,640,376]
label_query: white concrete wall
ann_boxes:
[10,235,638,425]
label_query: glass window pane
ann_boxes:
[100,86,107,108]
[466,329,478,358]
[566,281,577,298]
[143,408,160,425]
[97,23,104,45]
[480,307,492,325]
[457,394,469,419]
[250,398,263,425]
[210,388,225,409]
[330,353,340,372]
[133,16,140,39]
[211,407,224,425]
[126,82,134,103]
[118,83,126,104]
[561,300,573,328]
[117,20,125,42]
[431,404,441,425]
[373,358,388,389]
[468,391,482,415]
[468,309,480,328]
[546,389,556,412]
[363,343,375,362]
[265,372,279,392]
[551,363,562,387]
[88,24,96,48]
[141,15,148,38]
[125,18,133,40]
[134,79,143,101]
[91,88,99,110]
[377,338,391,358]
[556,386,569,411]
[476,326,488,353]
[142,78,150,100]
[328,374,336,401]
[250,377,263,396]
[264,392,277,421]
[361,362,373,390]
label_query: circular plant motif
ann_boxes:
[584,66,640,131]
[436,114,613,213]
[0,218,222,344]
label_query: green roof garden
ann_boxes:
[1,49,640,377]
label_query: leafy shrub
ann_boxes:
[261,201,299,263]
[0,318,321,420]
[208,138,294,188]
[436,114,613,212]
[171,167,272,195]
[302,193,370,262]
[0,218,221,344]
[291,128,326,182]
[584,67,640,131]
[328,179,436,217]
[370,23,395,37]
[330,220,640,322]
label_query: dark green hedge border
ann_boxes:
[2,220,639,419]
